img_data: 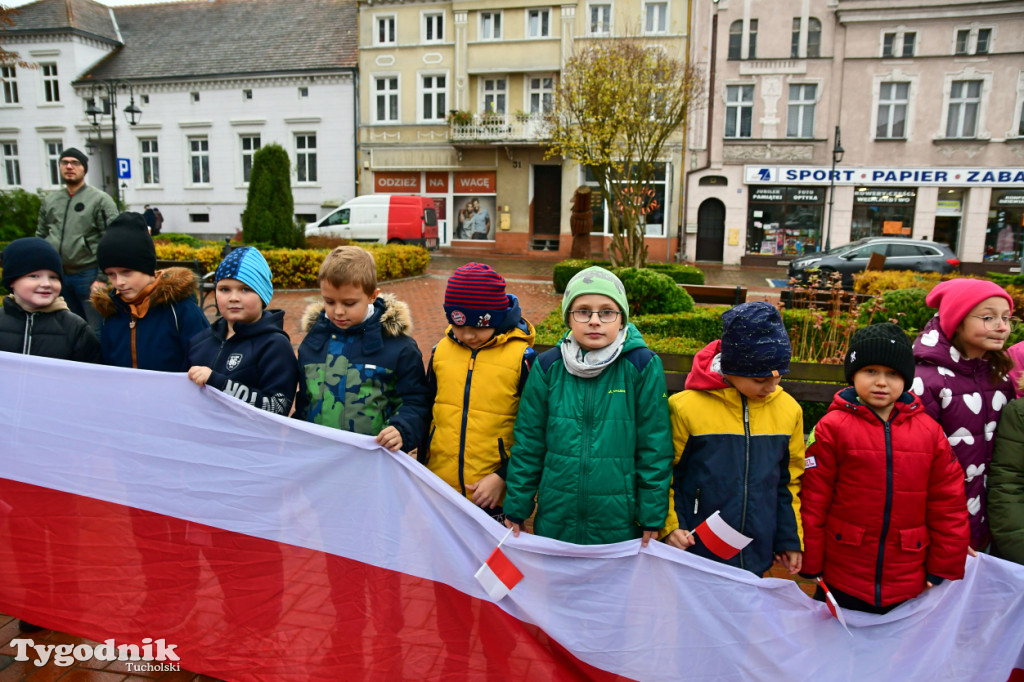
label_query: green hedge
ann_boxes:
[553,259,704,292]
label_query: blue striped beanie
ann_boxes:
[214,246,273,306]
[443,262,510,328]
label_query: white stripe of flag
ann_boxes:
[696,510,754,560]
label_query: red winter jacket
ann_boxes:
[802,387,969,607]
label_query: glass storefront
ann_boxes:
[851,187,916,241]
[585,164,669,237]
[985,189,1024,261]
[746,185,824,255]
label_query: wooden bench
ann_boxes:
[679,283,747,306]
[156,259,216,312]
[778,288,872,310]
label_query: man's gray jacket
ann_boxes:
[36,185,118,274]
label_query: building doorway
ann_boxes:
[532,165,561,250]
[696,198,725,262]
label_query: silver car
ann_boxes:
[788,237,960,286]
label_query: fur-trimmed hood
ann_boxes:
[90,267,199,319]
[301,292,412,338]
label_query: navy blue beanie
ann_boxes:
[2,237,64,289]
[720,301,791,377]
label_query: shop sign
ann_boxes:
[374,172,421,193]
[854,189,916,205]
[425,172,449,193]
[750,187,785,202]
[936,200,962,216]
[454,171,496,194]
[996,192,1024,207]
[787,187,823,203]
[745,165,1024,187]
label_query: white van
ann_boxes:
[305,195,438,248]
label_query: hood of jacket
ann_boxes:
[684,339,785,404]
[301,292,412,337]
[827,385,926,424]
[3,294,71,317]
[445,293,535,349]
[91,267,199,319]
[209,308,288,342]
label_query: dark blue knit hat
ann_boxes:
[720,301,791,377]
[2,237,64,289]
[214,246,273,306]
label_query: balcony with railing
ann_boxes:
[448,112,552,143]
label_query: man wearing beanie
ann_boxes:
[661,301,805,578]
[801,322,969,613]
[187,246,298,416]
[36,147,118,334]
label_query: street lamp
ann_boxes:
[823,125,844,253]
[82,79,142,210]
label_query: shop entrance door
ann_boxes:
[933,216,961,254]
[696,198,725,262]
[532,166,561,249]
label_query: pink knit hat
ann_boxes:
[925,278,1014,339]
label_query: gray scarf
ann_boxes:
[560,327,628,378]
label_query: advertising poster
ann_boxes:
[454,196,496,240]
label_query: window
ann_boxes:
[749,20,758,58]
[589,4,611,36]
[884,31,915,58]
[191,91,200,103]
[644,2,667,34]
[424,12,444,42]
[725,85,753,138]
[243,89,253,100]
[956,29,970,55]
[1,66,18,104]
[791,18,821,58]
[45,140,62,185]
[189,213,210,223]
[1020,104,1024,137]
[902,32,916,57]
[883,33,896,58]
[976,28,991,54]
[376,15,396,45]
[140,138,159,185]
[529,76,554,114]
[480,12,502,40]
[141,94,149,104]
[482,78,506,114]
[295,134,317,183]
[528,9,550,38]
[946,80,981,138]
[1,142,20,185]
[876,82,909,139]
[786,84,816,138]
[241,134,261,183]
[583,164,670,237]
[420,74,447,122]
[374,76,399,123]
[41,63,59,103]
[299,87,309,98]
[729,21,742,60]
[189,136,210,184]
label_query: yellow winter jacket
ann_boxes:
[425,315,535,502]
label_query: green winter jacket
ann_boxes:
[504,324,673,545]
[36,185,118,274]
[990,398,1024,565]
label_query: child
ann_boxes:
[187,246,298,415]
[0,237,100,362]
[989,383,1024,565]
[802,323,970,613]
[911,279,1014,551]
[421,262,536,517]
[503,266,672,546]
[294,245,429,451]
[90,212,209,371]
[661,301,804,576]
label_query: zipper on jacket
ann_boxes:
[739,396,751,570]
[21,312,35,355]
[875,416,895,607]
[693,488,701,515]
[456,351,478,496]
[130,316,138,368]
[579,377,593,544]
[57,193,72,262]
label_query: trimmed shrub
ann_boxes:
[553,258,704,292]
[852,270,946,295]
[552,259,592,293]
[154,233,209,249]
[242,145,295,247]
[858,287,933,334]
[646,262,705,285]
[614,267,692,315]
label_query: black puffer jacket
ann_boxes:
[0,295,101,362]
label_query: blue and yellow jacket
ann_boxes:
[662,339,805,575]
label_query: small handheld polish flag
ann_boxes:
[693,510,753,560]
[475,528,524,601]
[817,577,852,636]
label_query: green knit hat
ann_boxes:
[561,266,629,325]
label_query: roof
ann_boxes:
[5,0,121,44]
[80,0,357,83]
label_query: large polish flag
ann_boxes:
[2,353,1024,681]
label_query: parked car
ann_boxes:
[305,195,438,248]
[788,237,960,286]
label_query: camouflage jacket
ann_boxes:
[294,294,429,452]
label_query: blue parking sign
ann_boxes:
[117,158,131,179]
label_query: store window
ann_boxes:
[747,186,824,255]
[933,189,964,254]
[851,187,916,241]
[583,164,669,237]
[985,190,1024,261]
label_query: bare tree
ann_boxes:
[1,8,34,68]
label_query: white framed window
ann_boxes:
[375,15,396,46]
[527,8,550,38]
[786,83,816,138]
[373,75,400,123]
[977,28,992,54]
[724,85,753,138]
[589,3,611,36]
[1,141,20,186]
[423,12,444,43]
[240,134,261,184]
[140,138,160,185]
[1,66,18,105]
[243,89,253,100]
[946,80,982,138]
[191,91,200,103]
[45,139,62,186]
[876,82,909,139]
[298,87,309,98]
[419,73,447,122]
[41,63,59,103]
[480,11,502,40]
[482,78,507,114]
[791,17,821,58]
[582,163,670,237]
[528,75,554,114]
[295,133,317,183]
[189,136,210,184]
[728,19,757,59]
[954,27,993,56]
[644,2,667,35]
[882,30,916,58]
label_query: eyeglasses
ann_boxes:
[972,315,1019,331]
[570,309,621,323]
[59,160,83,167]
